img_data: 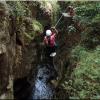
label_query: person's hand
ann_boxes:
[51,26,56,29]
[51,27,58,34]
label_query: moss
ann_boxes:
[49,1,60,25]
[22,19,43,44]
[32,19,43,35]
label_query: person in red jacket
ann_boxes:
[44,27,58,57]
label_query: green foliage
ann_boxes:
[67,25,76,34]
[24,19,43,38]
[82,13,100,50]
[75,2,100,18]
[36,1,60,26]
[32,20,43,35]
[7,1,26,16]
[63,45,100,99]
[49,1,60,25]
[7,1,44,43]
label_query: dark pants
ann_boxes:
[45,45,58,79]
[45,45,56,57]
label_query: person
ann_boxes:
[62,6,75,18]
[44,27,58,57]
[67,6,75,17]
[44,28,58,80]
[42,23,51,37]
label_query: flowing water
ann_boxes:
[14,64,57,100]
[30,64,56,99]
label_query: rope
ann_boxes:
[54,6,76,28]
[54,7,68,28]
[54,15,63,28]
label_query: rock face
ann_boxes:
[0,1,14,99]
[0,1,54,99]
[54,16,82,82]
[0,1,35,99]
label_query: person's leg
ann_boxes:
[45,46,50,57]
[52,46,56,53]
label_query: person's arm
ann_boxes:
[51,27,58,34]
[44,36,48,45]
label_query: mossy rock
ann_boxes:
[32,19,43,34]
[0,2,9,16]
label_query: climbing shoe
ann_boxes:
[50,52,56,57]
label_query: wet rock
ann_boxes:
[0,1,14,99]
[13,77,32,100]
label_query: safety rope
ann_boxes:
[54,7,68,28]
[54,15,63,28]
[54,6,76,28]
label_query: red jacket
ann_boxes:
[44,32,56,47]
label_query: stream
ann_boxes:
[30,64,56,99]
[14,63,57,100]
